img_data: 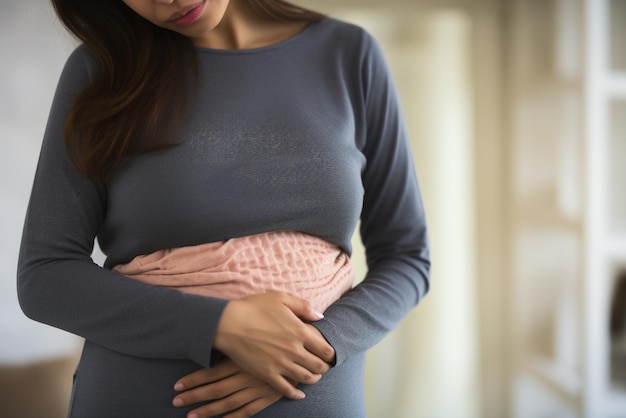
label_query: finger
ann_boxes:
[298,351,332,375]
[262,372,306,400]
[286,339,331,376]
[277,293,324,322]
[186,387,278,418]
[174,373,254,407]
[279,360,323,386]
[175,360,239,391]
[303,325,336,365]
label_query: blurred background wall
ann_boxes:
[0,2,81,417]
[2,0,626,417]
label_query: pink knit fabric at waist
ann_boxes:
[112,231,354,313]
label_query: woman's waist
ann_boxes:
[112,231,354,312]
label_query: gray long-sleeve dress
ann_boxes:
[17,17,430,417]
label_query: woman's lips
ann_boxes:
[167,1,206,26]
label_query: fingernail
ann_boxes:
[296,390,306,400]
[313,310,324,319]
[174,382,184,391]
[173,397,184,407]
[188,414,199,418]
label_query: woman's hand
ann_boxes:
[213,292,335,400]
[172,358,284,418]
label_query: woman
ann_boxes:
[17,0,430,417]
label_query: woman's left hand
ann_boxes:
[173,357,284,418]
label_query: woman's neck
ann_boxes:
[193,0,308,50]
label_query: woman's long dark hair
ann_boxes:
[51,0,324,180]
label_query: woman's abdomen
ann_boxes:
[68,341,366,418]
[113,231,354,313]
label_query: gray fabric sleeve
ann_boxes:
[311,34,430,367]
[17,47,228,369]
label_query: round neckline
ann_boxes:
[195,17,325,55]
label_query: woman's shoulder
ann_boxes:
[311,17,382,59]
[316,17,363,34]
[61,44,99,82]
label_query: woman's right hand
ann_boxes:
[213,292,335,400]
